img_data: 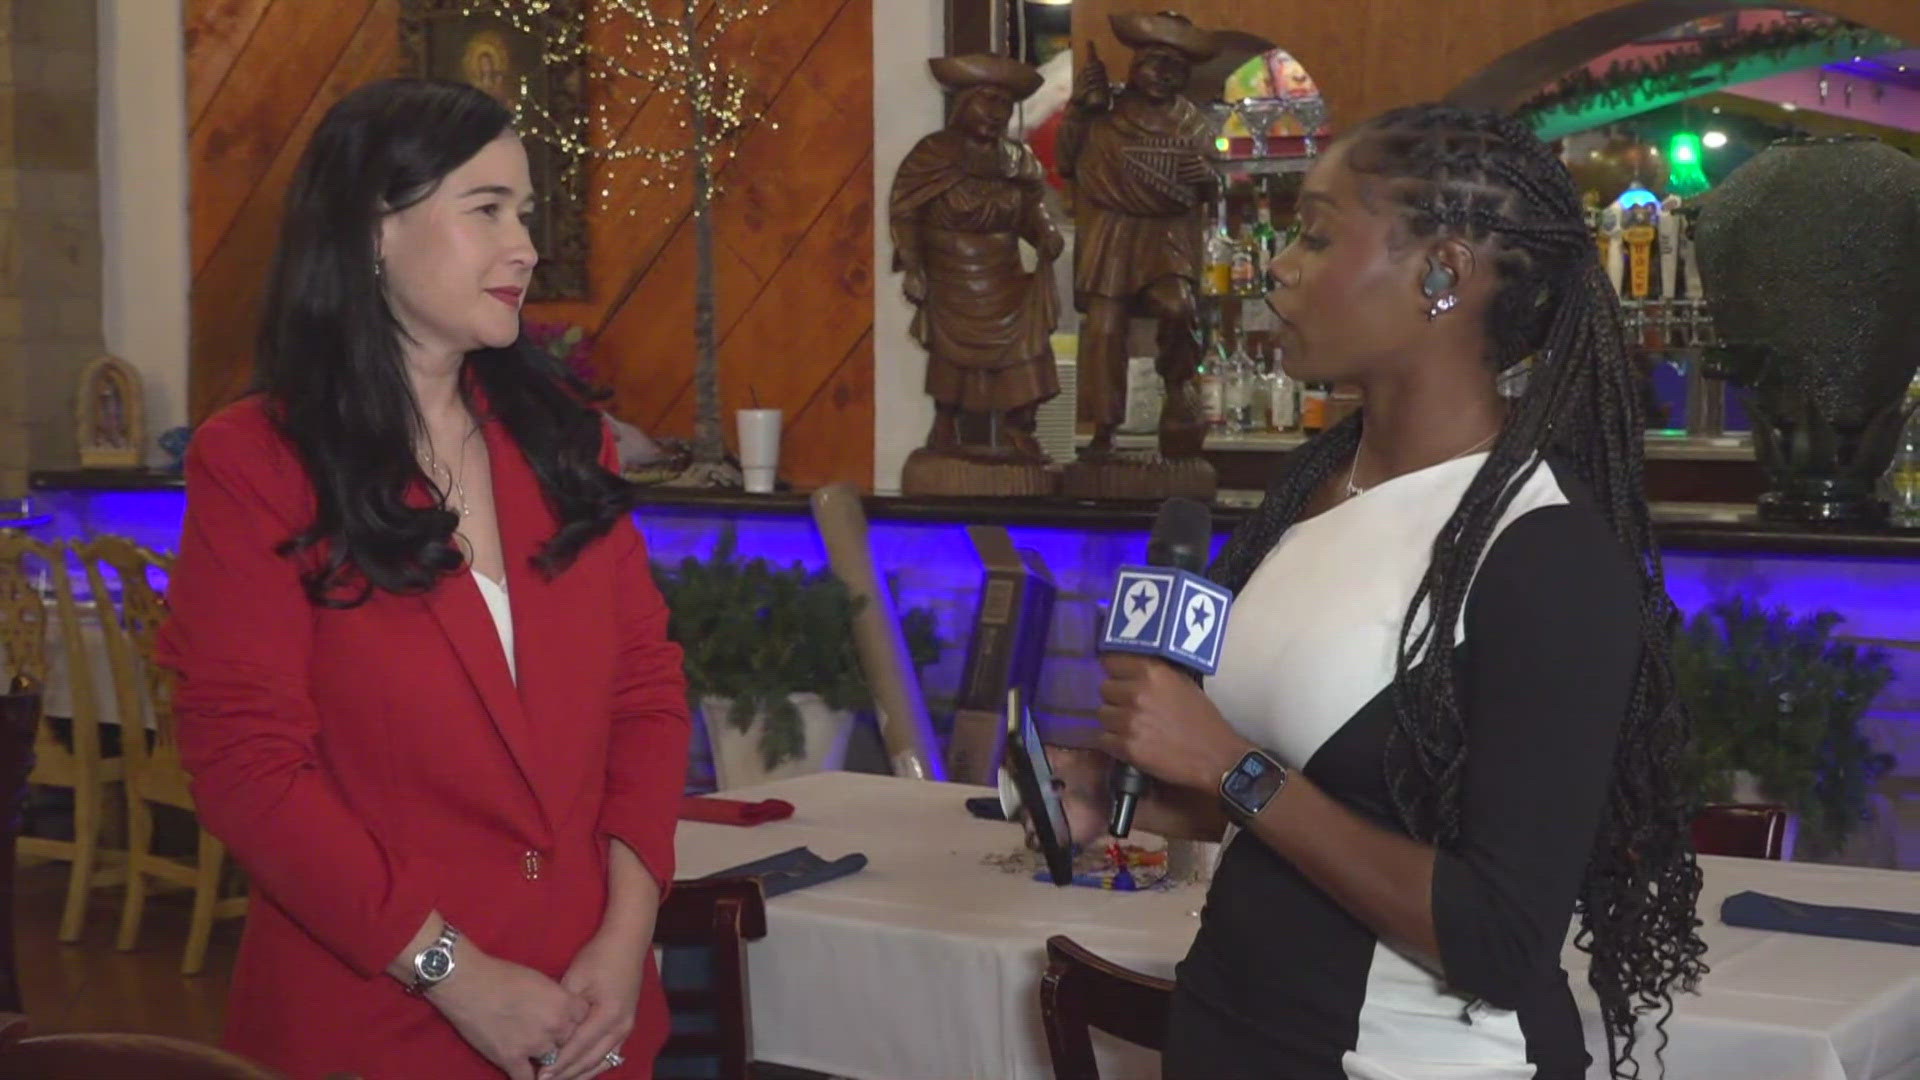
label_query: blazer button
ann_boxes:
[523,850,542,881]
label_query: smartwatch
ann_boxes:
[1219,748,1289,826]
[408,923,461,996]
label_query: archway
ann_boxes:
[1072,0,1920,128]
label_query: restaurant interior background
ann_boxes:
[3,0,1920,1067]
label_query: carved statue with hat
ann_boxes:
[891,53,1065,496]
[1056,11,1220,499]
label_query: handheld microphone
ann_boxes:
[1097,498,1230,838]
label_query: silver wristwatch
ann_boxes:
[408,923,461,996]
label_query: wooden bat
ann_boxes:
[809,483,944,781]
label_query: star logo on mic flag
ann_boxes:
[1103,569,1175,648]
[1186,593,1215,637]
[1128,580,1158,615]
[1167,577,1232,671]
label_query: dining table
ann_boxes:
[673,770,1920,1080]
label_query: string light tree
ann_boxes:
[465,0,780,487]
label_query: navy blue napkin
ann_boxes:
[700,844,867,898]
[1720,889,1920,947]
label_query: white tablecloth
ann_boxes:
[674,772,1920,1080]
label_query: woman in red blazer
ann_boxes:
[157,78,689,1080]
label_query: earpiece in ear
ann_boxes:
[1421,256,1457,299]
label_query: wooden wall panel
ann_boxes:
[187,0,875,488]
[1072,0,1920,132]
[188,1,374,277]
[190,0,401,418]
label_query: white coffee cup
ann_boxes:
[737,408,782,493]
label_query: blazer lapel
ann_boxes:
[480,417,573,830]
[420,417,556,840]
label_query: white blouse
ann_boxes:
[472,570,515,684]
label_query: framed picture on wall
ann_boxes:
[398,0,589,301]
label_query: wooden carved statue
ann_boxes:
[891,55,1064,496]
[1057,12,1219,497]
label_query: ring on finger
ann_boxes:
[538,1048,560,1068]
[604,1050,626,1068]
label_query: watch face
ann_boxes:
[419,948,453,981]
[1225,751,1284,816]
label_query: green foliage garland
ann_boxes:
[653,527,943,770]
[1673,597,1896,858]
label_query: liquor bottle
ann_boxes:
[1889,376,1920,528]
[1268,361,1298,432]
[1251,188,1279,291]
[1249,354,1273,433]
[1224,337,1255,434]
[1230,227,1260,297]
[1197,344,1226,429]
[1204,192,1233,298]
[1299,383,1330,434]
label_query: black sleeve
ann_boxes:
[1430,504,1641,1010]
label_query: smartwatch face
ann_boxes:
[1225,752,1275,806]
[419,948,453,981]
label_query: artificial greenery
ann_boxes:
[1673,597,1897,858]
[653,527,944,771]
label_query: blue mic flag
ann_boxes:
[1099,565,1232,676]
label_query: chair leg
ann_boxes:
[57,782,102,944]
[182,829,227,976]
[116,788,153,952]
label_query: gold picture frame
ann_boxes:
[76,355,144,469]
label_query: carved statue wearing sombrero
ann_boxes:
[1058,12,1219,462]
[891,54,1064,463]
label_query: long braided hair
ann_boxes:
[1210,104,1707,1076]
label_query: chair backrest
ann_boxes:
[652,877,769,1080]
[0,680,41,1014]
[0,1015,291,1080]
[0,535,54,696]
[77,537,176,756]
[0,536,96,775]
[1692,803,1790,860]
[1040,935,1175,1080]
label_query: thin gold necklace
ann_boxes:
[420,425,478,517]
[1344,429,1498,500]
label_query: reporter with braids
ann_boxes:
[1060,103,1709,1077]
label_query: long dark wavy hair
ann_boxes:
[1209,104,1707,1076]
[253,78,632,607]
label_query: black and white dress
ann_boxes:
[1165,453,1642,1080]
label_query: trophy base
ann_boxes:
[1059,449,1216,501]
[1758,484,1889,526]
[901,446,1059,497]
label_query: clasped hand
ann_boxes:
[1096,654,1250,795]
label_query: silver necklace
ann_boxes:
[1344,430,1498,500]
[420,425,478,517]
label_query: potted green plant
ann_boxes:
[653,527,943,787]
[1673,596,1897,860]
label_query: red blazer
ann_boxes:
[158,398,691,1080]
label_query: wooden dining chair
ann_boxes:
[0,1013,295,1080]
[652,877,769,1080]
[0,533,123,944]
[78,536,247,976]
[1040,935,1175,1080]
[1,677,43,1013]
[1691,803,1791,860]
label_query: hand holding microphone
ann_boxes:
[1096,499,1240,837]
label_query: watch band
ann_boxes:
[1219,748,1288,826]
[407,923,461,996]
